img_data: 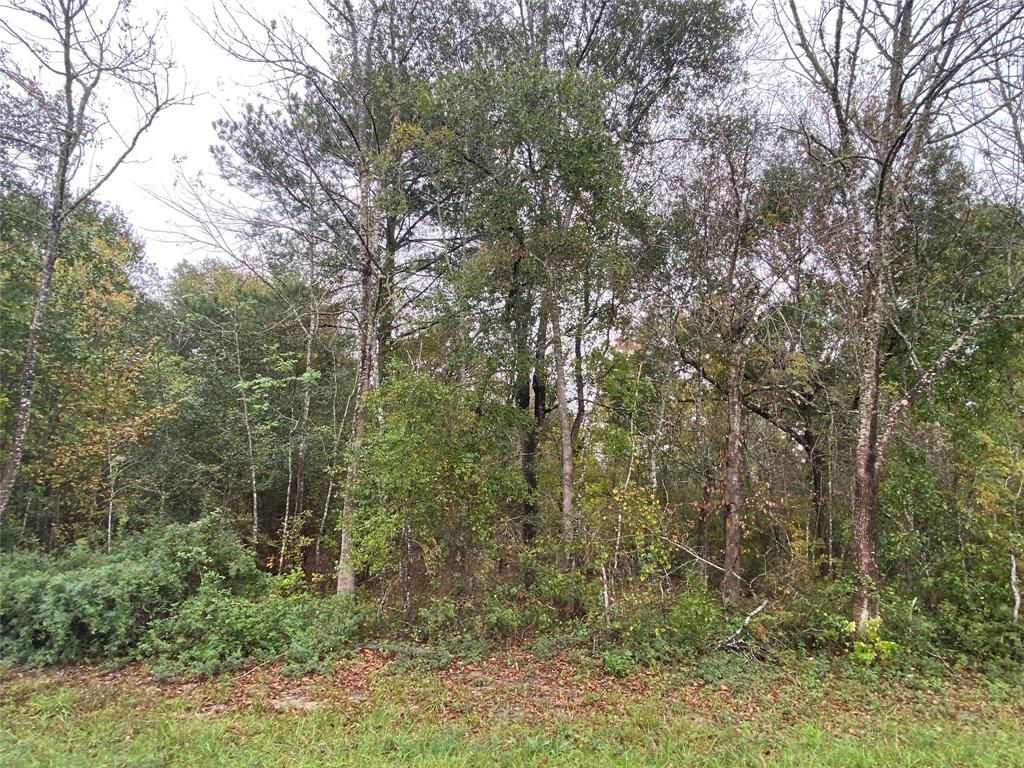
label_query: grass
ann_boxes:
[2,652,1023,767]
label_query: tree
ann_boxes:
[0,0,183,520]
[669,108,812,601]
[1,195,178,547]
[778,0,1024,628]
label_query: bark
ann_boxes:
[106,446,115,554]
[852,228,885,629]
[0,11,74,517]
[549,296,575,569]
[1011,552,1021,626]
[279,438,294,575]
[504,249,542,543]
[0,241,59,519]
[521,307,548,543]
[336,7,380,595]
[808,436,832,577]
[722,339,744,604]
[570,270,589,448]
[234,328,260,545]
[376,217,397,379]
[336,203,377,595]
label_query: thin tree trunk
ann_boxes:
[316,476,333,573]
[335,3,381,596]
[550,296,574,569]
[0,5,79,522]
[1011,552,1020,625]
[279,440,293,575]
[0,236,60,521]
[722,339,744,604]
[316,348,353,574]
[106,445,115,554]
[234,328,260,546]
[570,270,589,448]
[808,437,831,577]
[521,306,548,543]
[376,218,397,379]
[337,169,378,596]
[503,249,540,544]
[852,235,885,631]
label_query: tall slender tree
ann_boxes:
[0,0,183,520]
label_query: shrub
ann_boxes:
[0,517,262,665]
[601,648,636,677]
[142,575,363,677]
[769,577,859,654]
[593,583,725,665]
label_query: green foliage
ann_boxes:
[770,578,862,654]
[0,518,261,666]
[592,583,725,665]
[351,370,527,583]
[143,576,362,678]
[849,618,901,666]
[600,648,636,677]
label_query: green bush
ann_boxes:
[601,648,636,677]
[142,575,363,677]
[594,583,725,665]
[0,517,262,665]
[769,578,859,654]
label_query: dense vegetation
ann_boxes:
[2,0,1024,687]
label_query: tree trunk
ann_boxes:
[808,436,831,577]
[234,328,260,545]
[106,446,115,554]
[0,240,59,520]
[376,218,397,380]
[337,158,378,594]
[337,223,376,595]
[852,238,885,631]
[0,2,79,522]
[279,438,293,574]
[549,297,574,569]
[722,339,744,604]
[570,270,589,448]
[1011,552,1021,626]
[504,249,542,544]
[521,306,548,543]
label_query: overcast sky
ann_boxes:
[84,0,324,274]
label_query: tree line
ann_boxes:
[2,0,1024,641]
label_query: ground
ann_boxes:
[2,650,1022,767]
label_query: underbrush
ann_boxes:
[141,576,362,678]
[3,523,1021,680]
[0,517,262,666]
[0,518,361,676]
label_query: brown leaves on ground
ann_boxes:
[1,650,1019,732]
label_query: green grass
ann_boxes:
[2,657,1023,767]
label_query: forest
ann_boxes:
[1,0,1024,764]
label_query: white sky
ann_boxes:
[80,0,325,274]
